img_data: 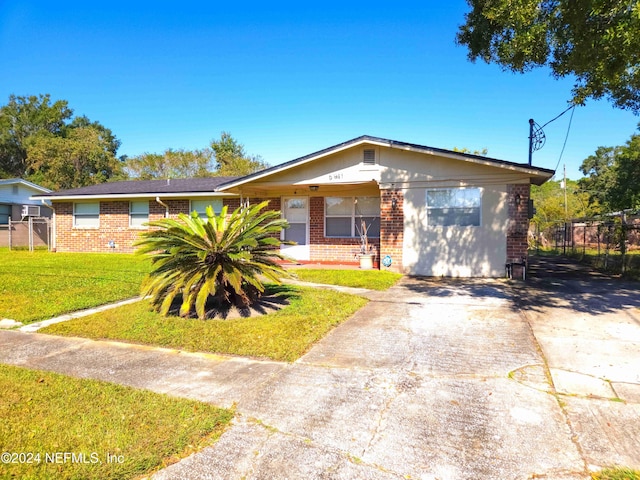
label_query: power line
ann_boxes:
[552,105,576,174]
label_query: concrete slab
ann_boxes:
[612,382,640,403]
[154,418,399,480]
[563,396,640,469]
[0,331,286,408]
[363,377,583,479]
[551,369,617,399]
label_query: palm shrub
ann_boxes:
[135,201,292,319]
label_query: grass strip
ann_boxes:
[291,269,402,290]
[0,251,149,323]
[41,285,368,362]
[0,364,233,480]
[592,467,640,480]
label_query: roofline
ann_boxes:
[0,178,52,193]
[216,135,554,191]
[32,192,238,202]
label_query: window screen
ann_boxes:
[74,202,99,228]
[426,188,481,226]
[130,200,149,228]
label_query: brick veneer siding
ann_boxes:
[54,198,244,253]
[506,184,530,261]
[309,196,380,264]
[379,189,404,272]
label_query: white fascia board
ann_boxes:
[217,139,387,191]
[32,192,239,202]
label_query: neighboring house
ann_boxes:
[0,178,52,247]
[33,136,554,277]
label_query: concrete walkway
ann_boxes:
[1,267,639,479]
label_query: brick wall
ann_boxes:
[506,184,530,261]
[54,197,282,253]
[379,189,404,272]
[308,196,371,263]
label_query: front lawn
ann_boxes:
[292,269,402,290]
[0,250,149,323]
[41,285,368,362]
[0,364,233,480]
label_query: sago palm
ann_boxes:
[135,200,292,319]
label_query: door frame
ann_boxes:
[281,196,310,261]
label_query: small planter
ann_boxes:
[359,253,375,270]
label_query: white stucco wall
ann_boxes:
[401,185,508,277]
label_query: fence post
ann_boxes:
[8,218,12,250]
[28,216,33,252]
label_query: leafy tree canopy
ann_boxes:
[211,132,269,176]
[0,94,122,189]
[457,1,640,112]
[579,128,640,211]
[125,149,215,180]
[531,179,594,232]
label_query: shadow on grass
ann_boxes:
[163,284,301,320]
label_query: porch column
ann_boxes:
[506,184,530,262]
[380,189,404,273]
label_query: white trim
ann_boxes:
[129,200,150,229]
[33,192,238,202]
[73,202,100,229]
[281,196,310,261]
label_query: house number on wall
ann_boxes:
[328,173,343,181]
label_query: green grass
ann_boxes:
[291,269,402,290]
[41,285,368,362]
[592,467,640,480]
[0,250,150,323]
[0,364,233,480]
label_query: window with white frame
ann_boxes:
[190,198,223,218]
[129,200,149,228]
[426,188,481,226]
[325,196,380,237]
[73,202,99,228]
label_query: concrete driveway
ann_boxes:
[1,256,639,479]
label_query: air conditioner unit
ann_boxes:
[21,205,40,217]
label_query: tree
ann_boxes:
[0,94,72,176]
[135,201,291,319]
[25,126,122,190]
[457,1,640,112]
[579,129,640,212]
[125,148,215,180]
[452,146,489,156]
[211,132,269,176]
[578,146,620,212]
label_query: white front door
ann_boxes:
[281,196,309,261]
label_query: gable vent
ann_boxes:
[363,149,376,165]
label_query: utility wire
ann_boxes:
[552,105,576,173]
[541,104,576,129]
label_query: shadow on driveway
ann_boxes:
[401,254,640,318]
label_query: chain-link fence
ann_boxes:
[6,217,52,251]
[530,212,640,276]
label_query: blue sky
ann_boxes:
[2,1,638,180]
